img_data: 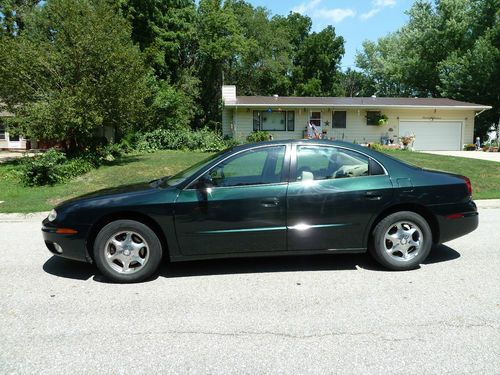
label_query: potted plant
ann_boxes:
[376,114,389,126]
[399,134,415,150]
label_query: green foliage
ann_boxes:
[294,26,345,96]
[137,128,229,152]
[20,149,93,186]
[0,0,150,152]
[246,131,270,143]
[356,0,499,140]
[463,144,477,151]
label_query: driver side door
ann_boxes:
[174,145,290,256]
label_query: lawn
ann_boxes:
[383,150,500,199]
[0,149,498,213]
[0,151,212,213]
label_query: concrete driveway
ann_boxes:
[0,206,499,374]
[423,150,500,162]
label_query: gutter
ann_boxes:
[224,103,492,110]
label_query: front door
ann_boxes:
[174,145,289,256]
[287,145,393,251]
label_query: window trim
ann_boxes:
[185,144,291,190]
[291,144,387,182]
[332,111,347,129]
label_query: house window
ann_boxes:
[0,123,5,140]
[332,111,346,128]
[253,110,293,132]
[310,111,321,127]
[366,111,381,126]
[261,111,286,131]
[287,111,295,131]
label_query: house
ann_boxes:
[0,104,29,150]
[221,85,492,151]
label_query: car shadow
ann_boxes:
[42,244,461,283]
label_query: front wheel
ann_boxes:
[370,211,432,270]
[94,220,163,283]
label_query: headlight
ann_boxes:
[48,209,57,222]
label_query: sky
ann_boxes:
[245,0,415,69]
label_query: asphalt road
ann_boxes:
[0,208,499,374]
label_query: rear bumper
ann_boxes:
[42,220,92,263]
[434,199,479,244]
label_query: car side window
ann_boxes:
[204,146,286,188]
[296,146,372,181]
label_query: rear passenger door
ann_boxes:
[286,145,393,251]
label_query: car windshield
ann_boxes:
[160,150,227,187]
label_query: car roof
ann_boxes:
[232,139,372,153]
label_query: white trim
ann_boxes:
[224,103,491,110]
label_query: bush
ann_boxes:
[463,144,476,151]
[136,128,231,153]
[369,143,385,152]
[20,149,94,186]
[247,131,270,143]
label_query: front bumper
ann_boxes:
[42,219,92,263]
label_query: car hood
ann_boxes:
[56,178,174,210]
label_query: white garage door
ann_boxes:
[399,121,462,151]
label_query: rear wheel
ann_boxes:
[94,220,163,283]
[370,211,432,270]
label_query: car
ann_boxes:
[42,140,478,282]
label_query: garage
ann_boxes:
[399,121,462,151]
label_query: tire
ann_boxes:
[94,220,163,283]
[369,211,432,271]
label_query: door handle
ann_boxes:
[365,191,382,200]
[261,198,280,207]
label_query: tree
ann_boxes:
[196,0,245,127]
[336,69,376,97]
[0,0,150,152]
[225,1,293,96]
[0,0,39,36]
[356,0,500,140]
[293,26,345,96]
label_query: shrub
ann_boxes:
[463,144,476,151]
[246,131,270,143]
[369,143,385,152]
[20,149,67,186]
[136,128,231,152]
[20,149,94,186]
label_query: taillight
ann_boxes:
[463,176,472,196]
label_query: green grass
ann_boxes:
[383,150,500,199]
[0,151,212,213]
[0,149,498,213]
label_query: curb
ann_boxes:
[0,199,499,222]
[0,212,49,222]
[475,199,500,209]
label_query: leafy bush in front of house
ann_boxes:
[136,128,230,153]
[20,149,94,186]
[247,131,270,143]
[463,144,476,151]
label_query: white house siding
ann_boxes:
[223,106,475,147]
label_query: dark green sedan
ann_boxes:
[42,140,478,282]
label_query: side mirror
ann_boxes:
[196,174,213,189]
